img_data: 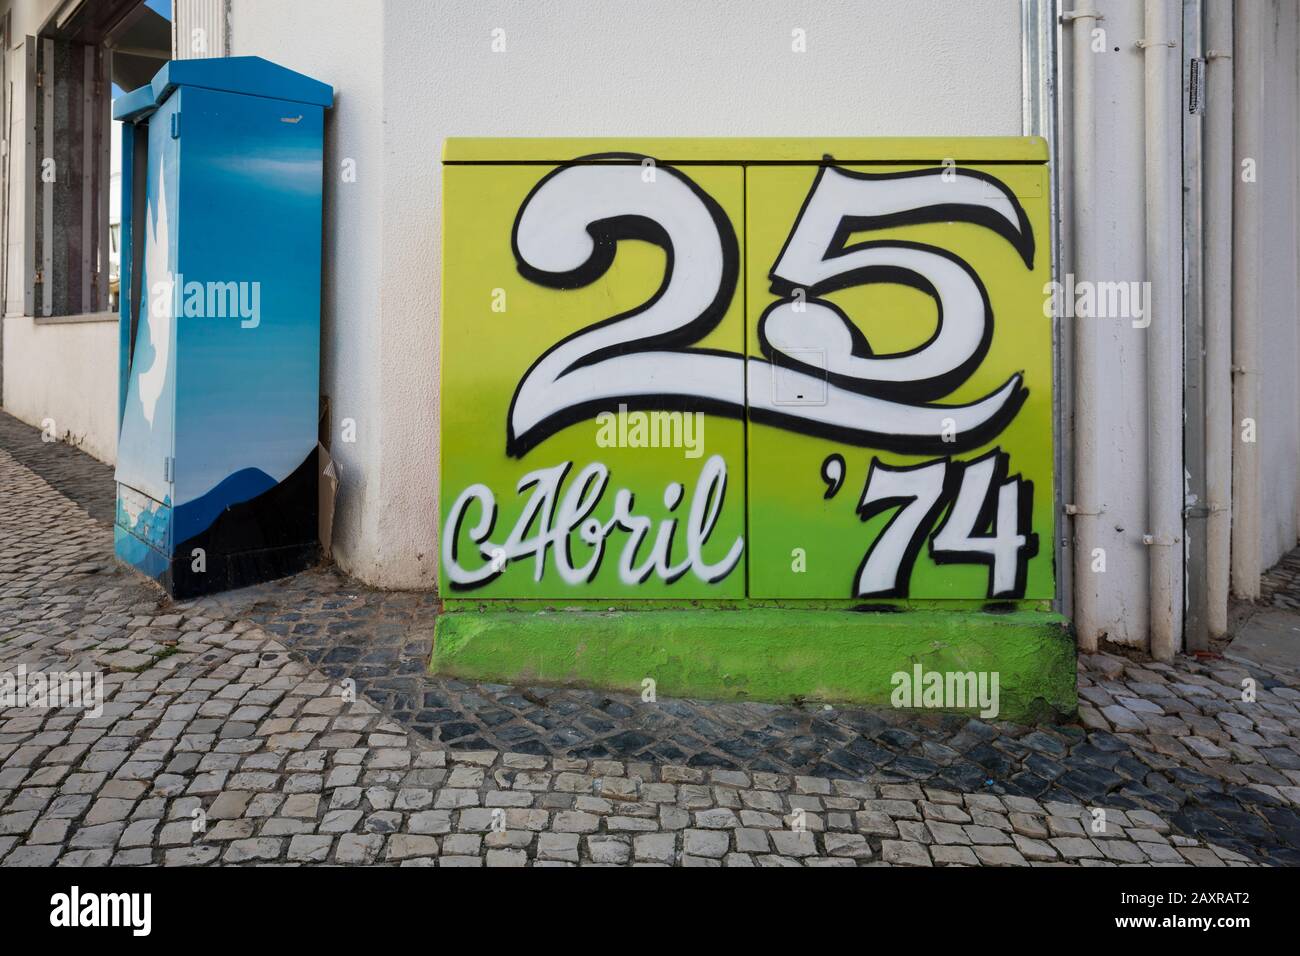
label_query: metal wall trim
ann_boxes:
[22,36,34,317]
[1183,0,1209,651]
[41,37,52,317]
[173,0,229,59]
[1022,0,1070,619]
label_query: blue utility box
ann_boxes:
[113,57,332,598]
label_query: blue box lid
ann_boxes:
[113,55,333,122]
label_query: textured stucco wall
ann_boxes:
[2,317,119,462]
[229,0,1026,588]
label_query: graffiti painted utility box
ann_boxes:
[437,139,1074,720]
[112,58,332,598]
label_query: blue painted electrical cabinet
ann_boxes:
[113,57,332,598]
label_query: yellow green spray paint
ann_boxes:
[437,139,1071,717]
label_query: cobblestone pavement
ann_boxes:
[2,414,1299,866]
[1261,547,1300,609]
[0,412,114,525]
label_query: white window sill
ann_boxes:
[30,310,118,326]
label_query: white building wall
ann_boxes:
[1069,0,1157,648]
[0,0,120,463]
[229,0,1027,588]
[2,317,119,458]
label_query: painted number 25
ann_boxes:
[507,154,1035,459]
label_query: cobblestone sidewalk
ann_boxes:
[2,414,1299,865]
[1261,548,1300,609]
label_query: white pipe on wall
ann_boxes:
[1231,0,1261,600]
[1203,0,1233,635]
[1067,1,1103,653]
[1143,0,1183,660]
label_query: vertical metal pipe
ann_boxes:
[1068,1,1102,652]
[1182,0,1208,653]
[22,37,34,318]
[1203,0,1233,634]
[1231,0,1261,599]
[81,45,93,313]
[40,38,52,317]
[1024,0,1070,623]
[1144,0,1183,660]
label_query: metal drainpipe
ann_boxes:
[1064,1,1103,652]
[1231,0,1261,600]
[1141,0,1183,660]
[1203,1,1233,635]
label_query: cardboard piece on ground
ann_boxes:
[318,442,338,558]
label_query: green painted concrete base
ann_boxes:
[432,608,1077,723]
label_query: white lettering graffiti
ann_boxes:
[454,155,1041,598]
[507,159,1032,459]
[443,453,743,590]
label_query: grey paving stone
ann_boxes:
[442,834,481,856]
[682,829,729,859]
[769,830,817,857]
[58,849,113,866]
[70,822,125,849]
[931,845,979,865]
[823,832,872,859]
[553,811,600,833]
[537,832,580,863]
[224,838,283,863]
[486,848,527,867]
[335,833,384,864]
[27,820,73,845]
[1012,834,1059,861]
[1,845,60,866]
[587,836,631,864]
[1051,837,1103,860]
[407,810,452,834]
[881,840,933,866]
[288,835,334,862]
[694,808,738,829]
[207,791,253,820]
[112,848,155,866]
[1139,841,1185,864]
[973,845,1029,866]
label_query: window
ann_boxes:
[23,0,170,318]
[108,221,121,312]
